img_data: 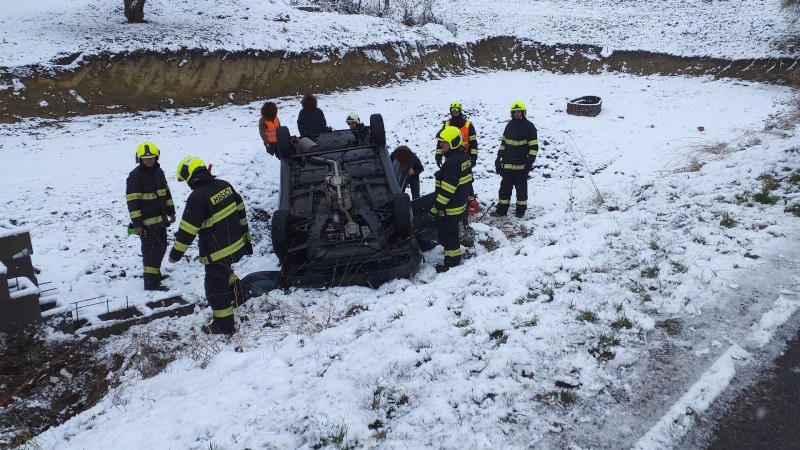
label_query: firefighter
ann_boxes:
[126,141,176,291]
[259,101,280,157]
[345,112,369,144]
[168,156,254,335]
[391,145,424,200]
[492,101,539,218]
[436,101,478,211]
[435,101,478,169]
[429,126,473,273]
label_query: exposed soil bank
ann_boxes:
[1,36,798,123]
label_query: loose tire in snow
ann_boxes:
[567,96,602,117]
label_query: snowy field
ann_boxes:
[3,70,800,449]
[0,0,796,70]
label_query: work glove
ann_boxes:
[470,155,477,168]
[435,154,443,168]
[245,241,254,256]
[428,208,440,222]
[525,156,536,172]
[495,159,503,175]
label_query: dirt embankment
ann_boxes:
[1,36,798,123]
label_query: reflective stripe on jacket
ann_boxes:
[436,116,478,159]
[126,163,175,228]
[169,174,251,265]
[431,150,472,217]
[497,117,538,171]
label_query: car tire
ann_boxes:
[276,126,294,159]
[566,96,602,117]
[370,114,386,145]
[271,209,291,262]
[393,193,413,239]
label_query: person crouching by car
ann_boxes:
[168,156,254,335]
[297,94,327,139]
[259,101,280,157]
[345,112,369,144]
[391,145,424,200]
[429,126,472,273]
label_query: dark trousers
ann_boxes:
[204,262,236,319]
[408,175,421,199]
[140,225,167,288]
[497,170,528,213]
[437,217,462,267]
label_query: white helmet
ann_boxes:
[345,112,361,125]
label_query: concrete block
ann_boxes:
[0,289,41,335]
[0,228,33,261]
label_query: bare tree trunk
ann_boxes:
[124,0,147,23]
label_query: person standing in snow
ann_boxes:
[259,101,281,157]
[168,156,253,335]
[126,141,176,292]
[391,145,424,200]
[429,126,472,273]
[435,101,478,209]
[492,101,539,218]
[434,101,478,169]
[297,94,328,139]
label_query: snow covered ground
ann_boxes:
[2,0,800,448]
[0,0,796,70]
[2,70,800,448]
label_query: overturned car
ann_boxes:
[245,114,425,291]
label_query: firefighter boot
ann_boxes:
[203,315,235,335]
[491,204,509,217]
[515,206,526,218]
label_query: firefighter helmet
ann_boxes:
[136,141,160,162]
[449,101,462,113]
[436,126,463,150]
[176,155,206,183]
[345,112,361,125]
[510,101,527,117]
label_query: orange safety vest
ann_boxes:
[446,119,471,149]
[263,117,281,143]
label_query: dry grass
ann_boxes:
[674,130,771,173]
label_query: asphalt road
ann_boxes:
[680,320,800,450]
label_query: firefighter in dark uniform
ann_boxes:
[168,156,253,335]
[435,101,478,169]
[429,126,473,273]
[493,101,539,218]
[126,142,176,291]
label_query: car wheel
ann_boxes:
[393,193,412,239]
[370,113,386,145]
[271,209,291,262]
[276,126,294,159]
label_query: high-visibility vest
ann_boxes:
[263,117,280,143]
[446,119,471,149]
